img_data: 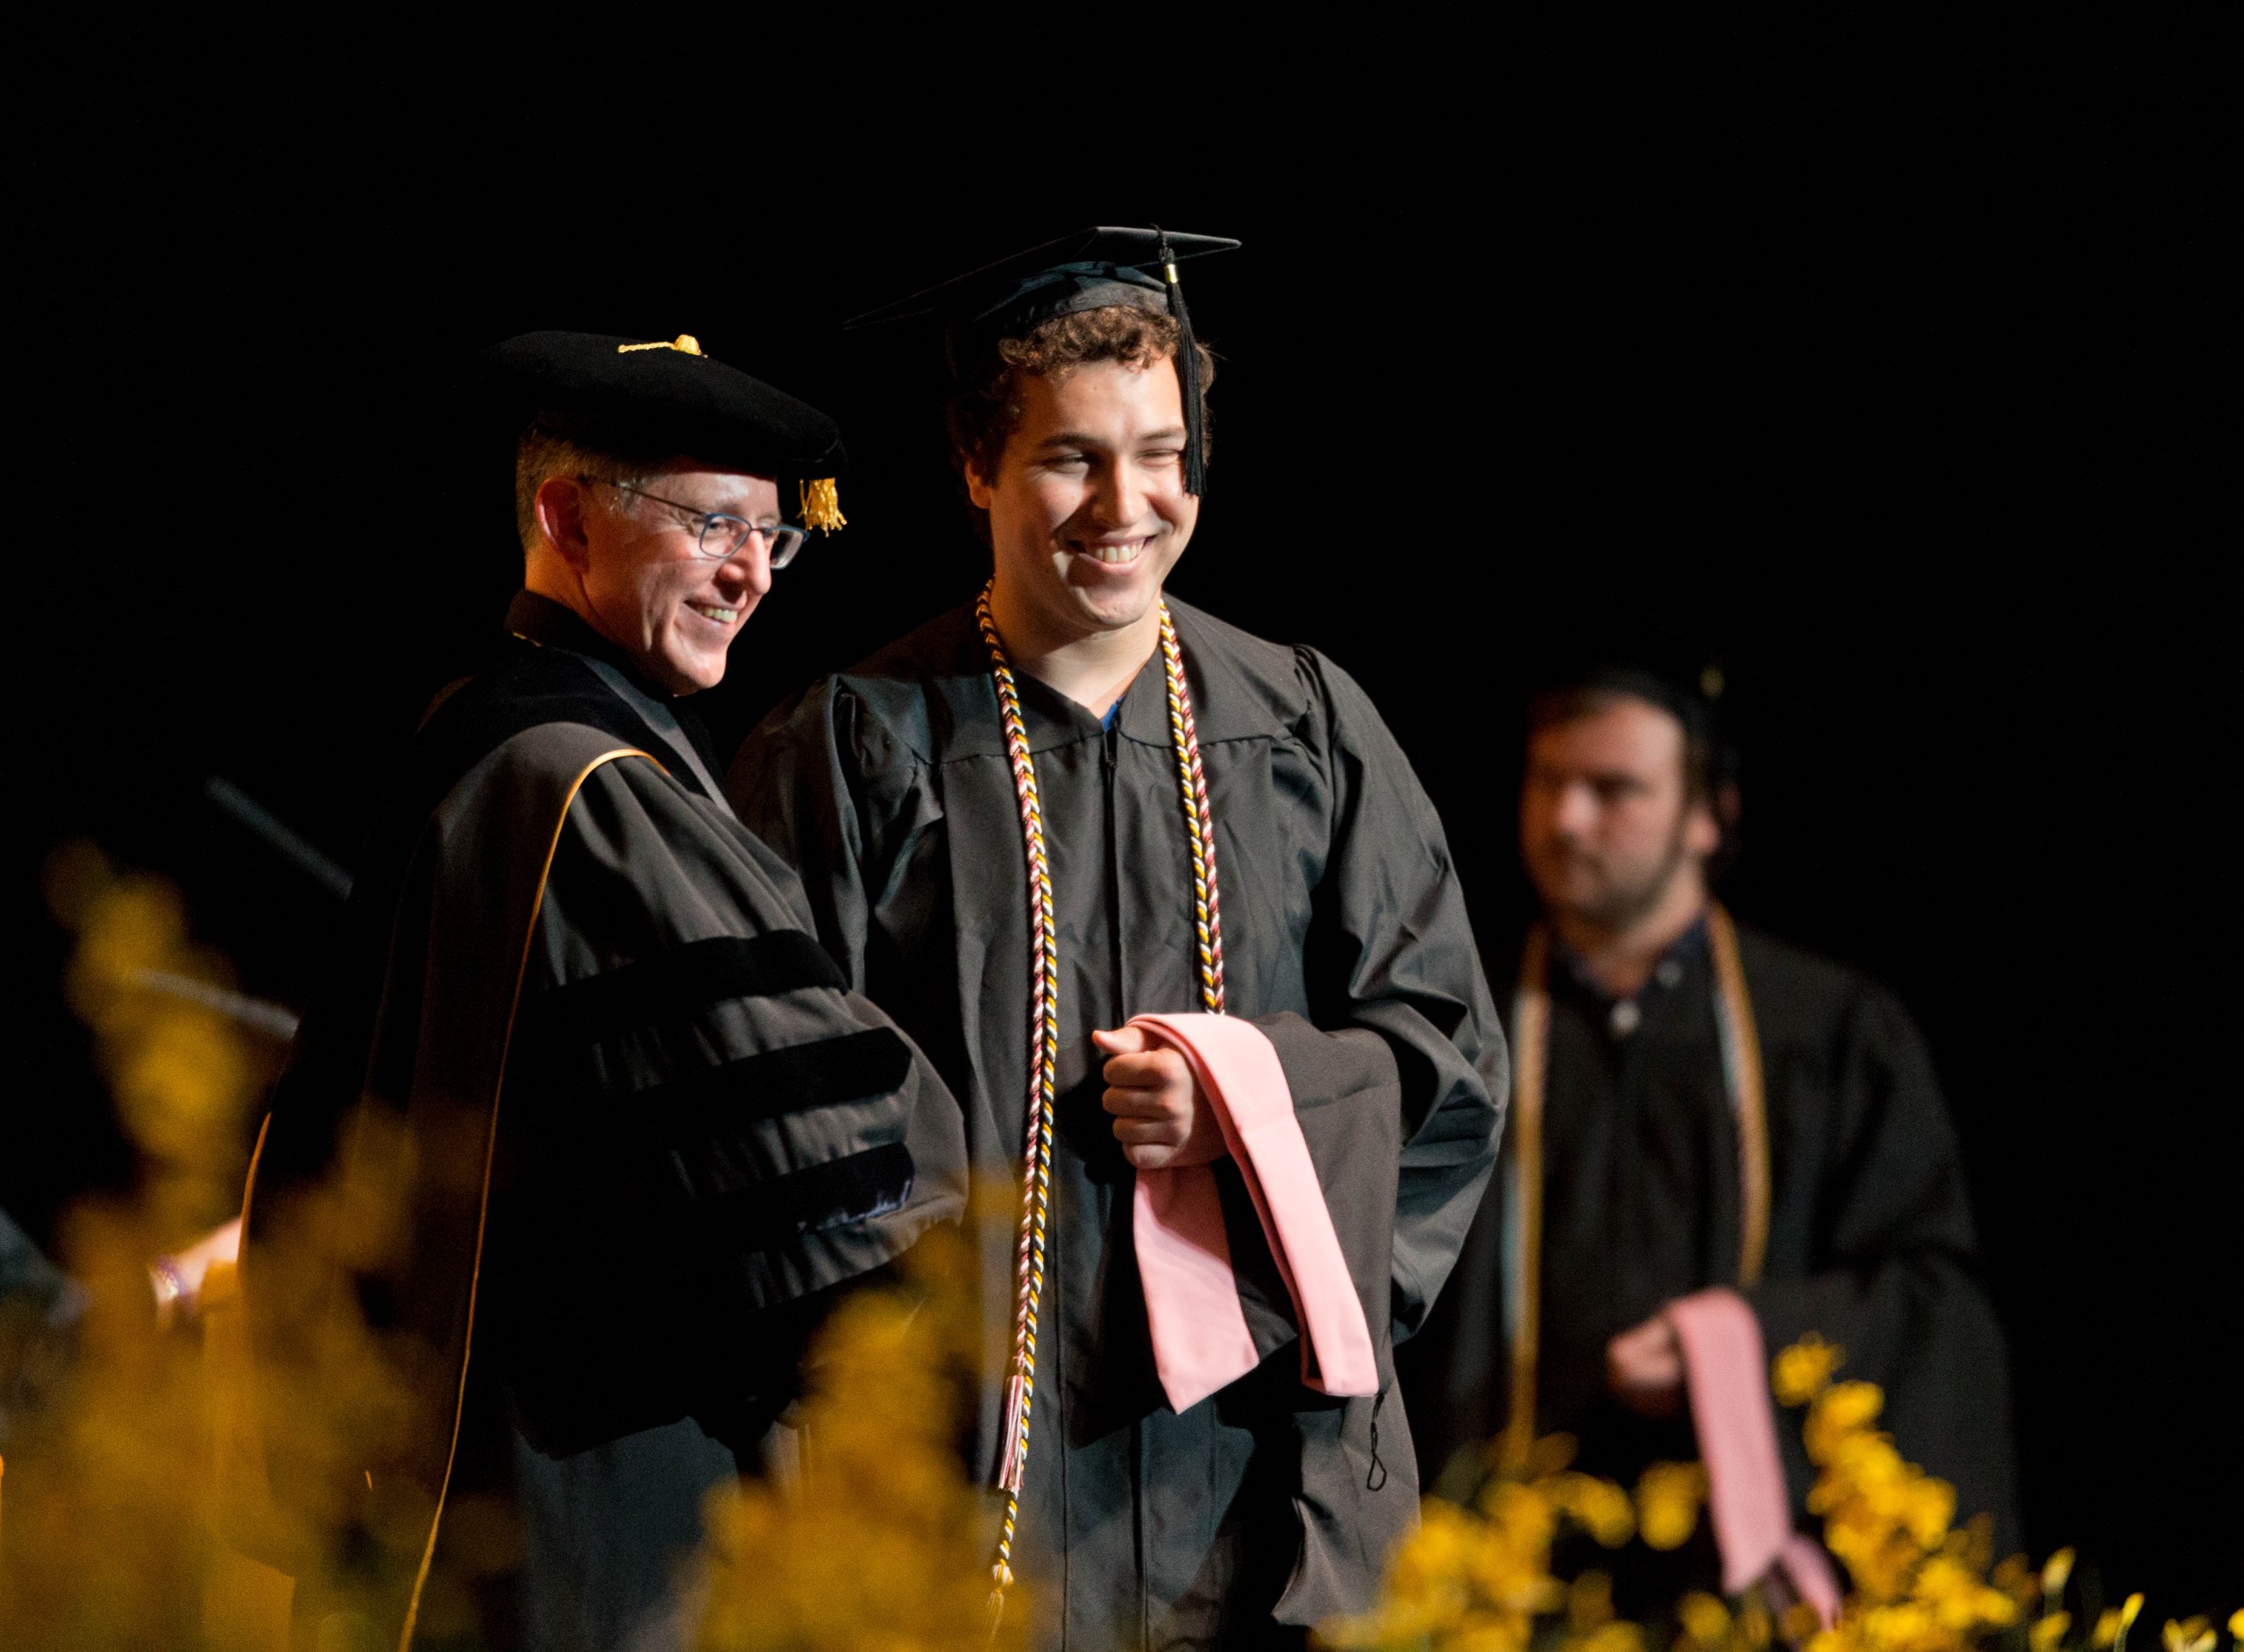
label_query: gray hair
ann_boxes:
[513,426,666,555]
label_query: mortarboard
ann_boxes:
[848,226,1240,495]
[1536,658,1727,745]
[480,330,849,532]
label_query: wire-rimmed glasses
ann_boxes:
[585,477,809,568]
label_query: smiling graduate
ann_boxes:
[238,333,968,1650]
[731,230,1509,1650]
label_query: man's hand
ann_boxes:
[1605,1310,1687,1417]
[1092,1026,1226,1170]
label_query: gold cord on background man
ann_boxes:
[1502,905,1768,1464]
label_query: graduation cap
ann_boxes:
[1532,657,1727,745]
[848,226,1240,495]
[480,330,849,532]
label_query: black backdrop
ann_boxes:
[13,32,2233,1613]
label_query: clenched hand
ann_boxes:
[1091,1025,1227,1170]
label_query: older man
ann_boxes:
[1403,664,2018,1603]
[242,333,968,1651]
[735,230,1506,1650]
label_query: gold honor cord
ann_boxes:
[1706,905,1771,1287]
[1500,904,1769,1467]
[1501,930,1552,1471]
[976,585,1225,1614]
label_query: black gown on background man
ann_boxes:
[1404,918,2020,1563]
[734,595,1508,1650]
[241,592,970,1650]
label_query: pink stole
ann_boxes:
[1125,1013,1381,1413]
[1667,1288,1843,1625]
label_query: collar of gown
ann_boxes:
[505,588,675,699]
[911,595,1297,761]
[1547,910,1712,1010]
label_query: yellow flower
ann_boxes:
[1573,1622,1649,1652]
[1806,1382,1886,1464]
[2107,1594,2147,1652]
[2162,1618,2214,1652]
[2032,1613,2073,1652]
[1899,1477,1956,1549]
[1781,1603,1826,1643]
[1544,1472,1635,1549]
[1568,1570,1615,1633]
[2094,1609,2128,1648]
[1773,1335,1847,1407]
[1635,1462,1708,1552]
[2040,1548,2076,1600]
[2229,1613,2244,1641]
[1912,1556,2020,1633]
[1676,1592,1732,1648]
[1992,1556,2040,1607]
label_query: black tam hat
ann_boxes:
[847,226,1239,495]
[481,330,849,531]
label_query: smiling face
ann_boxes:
[533,464,780,693]
[969,357,1199,646]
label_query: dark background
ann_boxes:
[12,28,2233,1613]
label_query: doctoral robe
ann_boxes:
[1402,918,2020,1576]
[732,595,1507,1650]
[240,592,969,1650]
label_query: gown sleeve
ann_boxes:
[1270,649,1510,1349]
[1746,984,2020,1549]
[487,751,969,1456]
[728,679,939,991]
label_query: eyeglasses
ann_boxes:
[585,477,809,568]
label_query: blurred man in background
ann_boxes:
[1403,663,2018,1598]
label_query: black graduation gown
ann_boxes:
[1402,919,2020,1568]
[240,593,970,1650]
[732,596,1508,1650]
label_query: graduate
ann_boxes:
[238,333,969,1651]
[732,229,1508,1649]
[1402,663,2020,1602]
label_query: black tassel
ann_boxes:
[1154,226,1207,496]
[1367,1386,1389,1492]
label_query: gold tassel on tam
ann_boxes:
[616,334,704,355]
[800,477,846,534]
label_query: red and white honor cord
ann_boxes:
[976,583,1226,1604]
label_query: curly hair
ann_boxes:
[943,304,1215,502]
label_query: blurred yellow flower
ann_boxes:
[1347,1340,2152,1652]
[1573,1622,1649,1652]
[1806,1381,1887,1465]
[1320,1436,1643,1652]
[1773,1334,1847,1407]
[1677,1591,1731,1648]
[1568,1570,1616,1632]
[694,1226,1035,1652]
[2096,1594,2147,1652]
[1635,1461,1708,1552]
[2162,1618,2214,1652]
[1546,1472,1635,1549]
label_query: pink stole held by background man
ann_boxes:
[1667,1287,1843,1625]
[1125,1012,1380,1413]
